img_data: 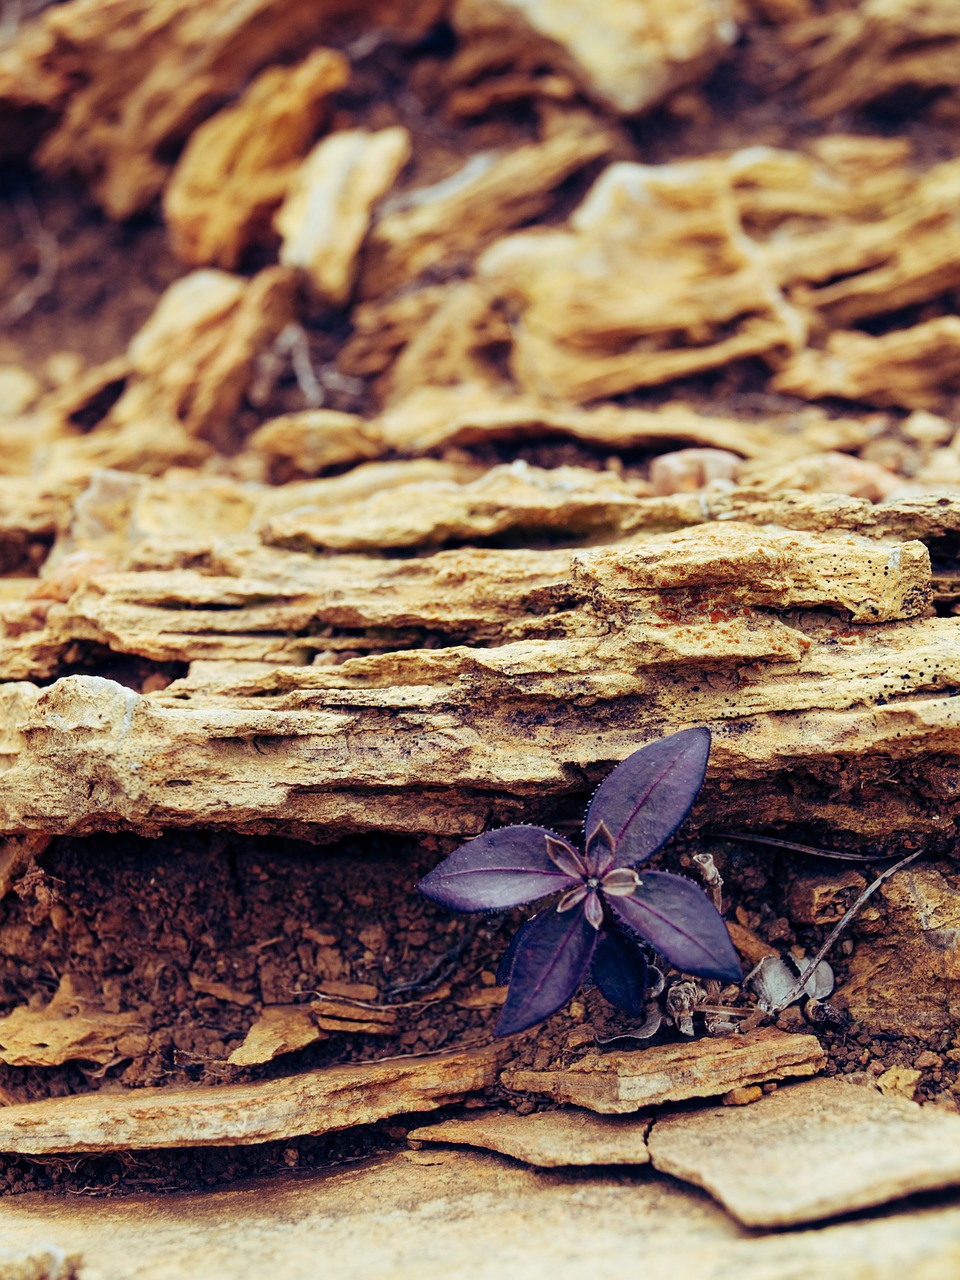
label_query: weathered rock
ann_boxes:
[227,1006,326,1066]
[736,451,902,502]
[407,1108,650,1166]
[108,266,297,449]
[249,410,382,478]
[837,866,960,1037]
[877,1066,921,1101]
[0,1045,501,1153]
[477,147,960,402]
[0,509,956,844]
[372,383,870,458]
[0,1246,80,1280]
[360,125,614,299]
[0,367,41,417]
[784,869,867,926]
[3,0,442,217]
[501,1029,824,1113]
[261,462,657,551]
[0,974,146,1068]
[450,0,738,115]
[163,48,349,269]
[647,1077,960,1226]
[276,127,412,306]
[783,0,960,118]
[10,1146,960,1280]
[772,318,960,410]
[0,832,50,900]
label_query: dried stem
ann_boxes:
[770,849,922,1014]
[2,190,59,325]
[692,851,723,911]
[720,831,900,863]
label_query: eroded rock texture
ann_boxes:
[3,0,960,1200]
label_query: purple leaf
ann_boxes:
[585,728,710,869]
[496,919,525,985]
[609,870,742,983]
[417,826,580,913]
[591,931,648,1016]
[495,904,598,1036]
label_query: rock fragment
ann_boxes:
[647,1077,960,1226]
[361,126,613,298]
[0,974,146,1068]
[164,48,349,269]
[0,1044,501,1153]
[772,318,960,410]
[227,1006,327,1067]
[450,0,738,115]
[3,0,442,217]
[109,266,297,449]
[276,127,412,306]
[250,410,382,478]
[837,866,960,1037]
[407,1108,650,1167]
[501,1029,824,1113]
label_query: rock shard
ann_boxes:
[501,1028,824,1113]
[407,1107,651,1167]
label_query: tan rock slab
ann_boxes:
[408,1107,650,1167]
[163,48,349,269]
[0,1245,80,1280]
[0,974,146,1068]
[227,1006,326,1067]
[5,1147,960,1280]
[0,1045,500,1153]
[451,0,738,115]
[790,0,960,118]
[648,1076,960,1227]
[249,410,382,477]
[772,318,960,410]
[477,146,960,403]
[373,382,871,459]
[276,127,412,306]
[502,1029,824,1113]
[108,265,298,449]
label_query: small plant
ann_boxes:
[418,727,741,1036]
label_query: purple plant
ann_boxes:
[418,728,741,1036]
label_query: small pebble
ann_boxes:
[722,1085,763,1106]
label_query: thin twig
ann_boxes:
[2,189,59,325]
[719,831,900,863]
[382,923,480,1000]
[770,849,922,1014]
